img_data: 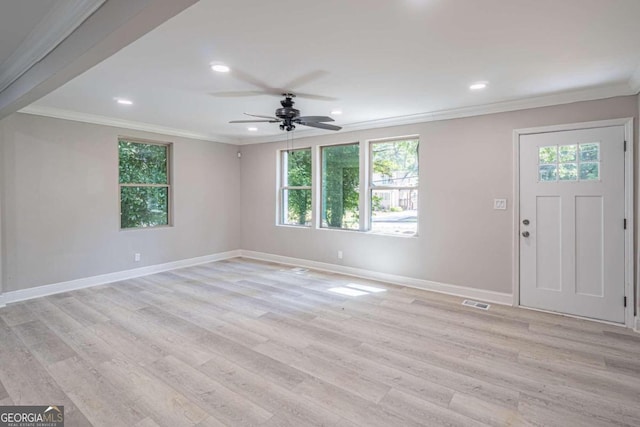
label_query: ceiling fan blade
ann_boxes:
[292,92,338,101]
[298,121,342,131]
[209,91,266,97]
[232,69,275,92]
[296,116,334,123]
[229,120,278,123]
[282,70,329,91]
[244,113,279,120]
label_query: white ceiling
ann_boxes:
[0,1,59,66]
[26,0,640,143]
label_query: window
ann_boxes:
[538,142,600,182]
[119,139,171,229]
[280,148,312,226]
[370,138,419,235]
[321,143,360,230]
[280,136,419,236]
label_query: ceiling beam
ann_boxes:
[0,0,107,93]
[0,0,198,120]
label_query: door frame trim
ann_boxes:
[512,118,635,327]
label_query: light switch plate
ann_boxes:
[494,199,507,210]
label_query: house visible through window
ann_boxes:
[280,148,312,226]
[370,138,419,235]
[278,136,419,236]
[321,143,360,230]
[119,139,171,229]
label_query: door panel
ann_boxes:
[519,126,625,323]
[575,196,603,297]
[535,196,561,291]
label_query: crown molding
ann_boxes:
[19,105,236,144]
[0,0,107,93]
[629,64,640,94]
[18,82,635,147]
[238,83,636,145]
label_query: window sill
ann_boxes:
[317,227,418,238]
[276,224,311,230]
[119,224,173,232]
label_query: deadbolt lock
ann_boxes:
[522,219,530,225]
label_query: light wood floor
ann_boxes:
[1,258,639,426]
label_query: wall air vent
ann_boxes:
[462,299,490,310]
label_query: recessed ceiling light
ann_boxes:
[469,82,488,90]
[116,98,133,105]
[211,64,230,73]
[247,127,258,132]
[331,110,342,115]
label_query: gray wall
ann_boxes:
[0,113,241,292]
[240,96,639,295]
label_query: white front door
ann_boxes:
[519,126,626,323]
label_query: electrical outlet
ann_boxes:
[493,199,507,210]
[337,250,343,260]
[134,253,141,262]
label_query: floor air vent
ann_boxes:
[462,300,490,310]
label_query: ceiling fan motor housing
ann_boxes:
[275,107,300,119]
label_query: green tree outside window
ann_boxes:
[119,140,170,228]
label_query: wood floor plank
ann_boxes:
[448,391,523,426]
[198,353,343,426]
[0,302,37,326]
[381,388,489,427]
[148,355,273,426]
[0,257,638,426]
[253,340,390,404]
[47,356,146,427]
[293,375,428,427]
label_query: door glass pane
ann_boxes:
[321,144,360,229]
[579,162,600,180]
[539,165,557,182]
[371,189,417,235]
[558,163,577,181]
[579,143,600,162]
[538,146,557,164]
[282,189,311,226]
[558,145,577,163]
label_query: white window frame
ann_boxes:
[312,135,420,236]
[118,137,172,230]
[319,142,362,231]
[368,136,420,236]
[278,147,312,227]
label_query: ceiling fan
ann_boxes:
[230,93,342,132]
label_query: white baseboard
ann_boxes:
[1,250,241,305]
[240,250,513,305]
[0,248,513,308]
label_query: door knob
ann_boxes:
[522,219,530,225]
[522,231,530,237]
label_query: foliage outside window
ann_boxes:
[321,143,360,230]
[538,142,600,182]
[119,139,171,229]
[370,139,419,235]
[281,149,312,226]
